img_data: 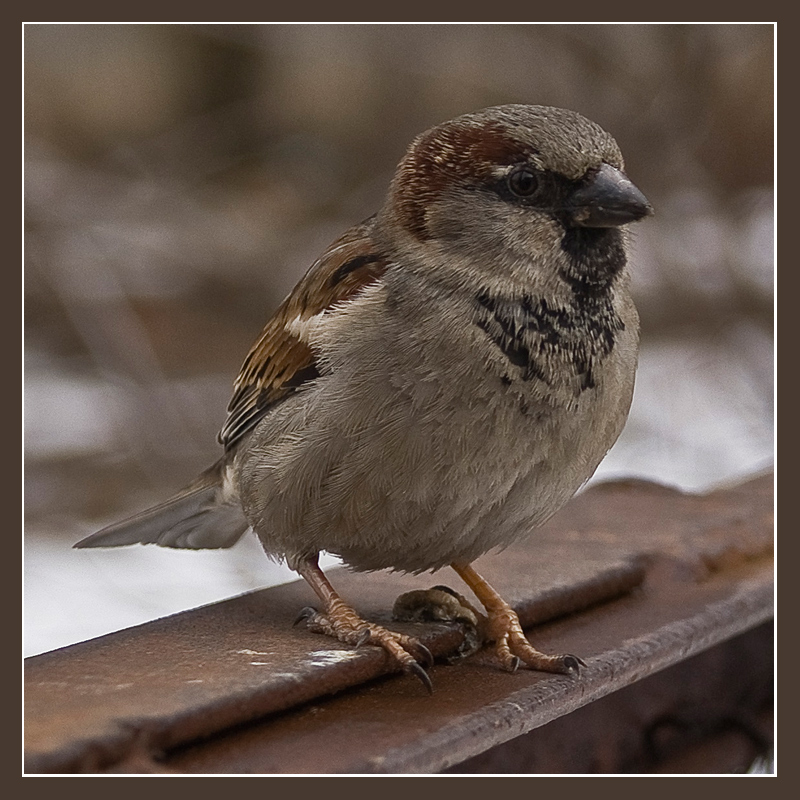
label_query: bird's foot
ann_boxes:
[294,555,434,692]
[392,585,484,661]
[484,605,585,676]
[295,603,434,693]
[449,561,585,676]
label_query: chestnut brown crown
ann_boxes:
[385,104,649,240]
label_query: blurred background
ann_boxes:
[24,24,774,660]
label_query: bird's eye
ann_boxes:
[507,166,539,197]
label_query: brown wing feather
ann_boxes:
[219,217,388,450]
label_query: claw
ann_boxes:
[293,606,317,627]
[406,660,434,695]
[431,585,460,598]
[419,643,434,669]
[508,655,521,673]
[353,628,372,649]
[561,654,586,676]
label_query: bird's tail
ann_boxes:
[74,459,250,550]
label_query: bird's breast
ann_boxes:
[237,277,637,573]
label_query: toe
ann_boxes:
[393,587,480,628]
[294,600,436,693]
[393,587,484,664]
[353,628,372,648]
[508,640,586,676]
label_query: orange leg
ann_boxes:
[295,555,434,692]
[451,561,585,675]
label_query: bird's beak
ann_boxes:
[568,163,653,228]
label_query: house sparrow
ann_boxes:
[76,105,652,692]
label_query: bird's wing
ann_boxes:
[219,217,388,450]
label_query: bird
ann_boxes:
[75,104,652,692]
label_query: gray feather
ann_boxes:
[74,461,250,550]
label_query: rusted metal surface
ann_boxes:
[165,559,772,774]
[445,623,773,773]
[24,472,773,774]
[25,544,642,773]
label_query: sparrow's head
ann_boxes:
[379,105,652,290]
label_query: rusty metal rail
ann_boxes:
[24,473,774,774]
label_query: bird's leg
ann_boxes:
[295,555,434,692]
[450,561,585,676]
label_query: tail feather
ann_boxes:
[74,461,250,550]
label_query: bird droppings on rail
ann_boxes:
[306,650,365,667]
[235,649,273,657]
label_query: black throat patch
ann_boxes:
[474,235,626,393]
[558,226,627,296]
